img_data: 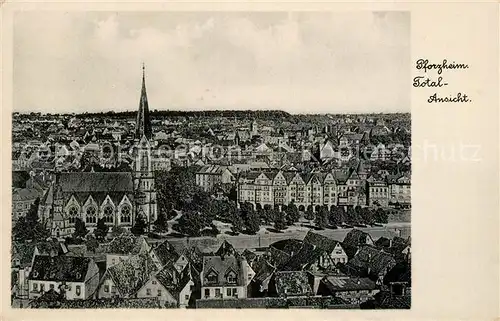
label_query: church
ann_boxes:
[39,66,158,239]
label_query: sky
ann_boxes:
[13,11,410,114]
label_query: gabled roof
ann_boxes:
[303,231,342,253]
[321,276,376,292]
[151,240,180,267]
[202,255,242,286]
[107,235,148,256]
[214,240,237,257]
[106,253,158,297]
[30,256,93,282]
[280,242,324,271]
[57,172,134,192]
[274,271,313,296]
[269,239,304,256]
[347,245,396,276]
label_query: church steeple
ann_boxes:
[135,63,152,140]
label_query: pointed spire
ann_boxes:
[136,63,152,140]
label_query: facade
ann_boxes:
[367,181,389,207]
[238,169,370,210]
[200,255,255,300]
[195,165,235,192]
[38,66,158,238]
[28,256,100,300]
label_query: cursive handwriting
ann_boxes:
[413,76,448,88]
[427,92,470,103]
[416,59,469,75]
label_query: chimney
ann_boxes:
[389,238,393,248]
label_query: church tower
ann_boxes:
[133,64,157,229]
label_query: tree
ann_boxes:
[374,208,388,223]
[73,218,88,239]
[131,215,147,236]
[305,208,315,224]
[243,205,260,234]
[273,210,287,231]
[111,225,127,237]
[329,206,343,226]
[314,206,329,229]
[13,198,49,242]
[86,235,99,253]
[231,211,245,234]
[153,211,169,233]
[286,202,300,225]
[94,218,108,240]
[173,211,203,237]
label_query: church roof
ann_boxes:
[135,64,152,140]
[57,172,134,193]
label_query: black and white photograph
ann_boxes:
[11,11,411,309]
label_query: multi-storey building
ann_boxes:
[237,169,368,211]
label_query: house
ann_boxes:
[97,253,158,299]
[271,271,313,297]
[317,275,379,304]
[342,229,375,259]
[28,255,100,300]
[104,235,150,268]
[345,245,397,281]
[195,165,235,192]
[367,180,389,207]
[149,239,180,270]
[303,231,349,264]
[137,261,200,308]
[200,252,255,300]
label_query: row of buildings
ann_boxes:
[12,228,411,309]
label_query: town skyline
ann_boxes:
[14,11,410,114]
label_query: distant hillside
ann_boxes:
[70,109,293,120]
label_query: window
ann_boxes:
[33,283,38,291]
[120,206,131,223]
[215,288,221,298]
[206,270,218,284]
[86,206,97,224]
[185,294,189,300]
[204,289,210,298]
[232,288,238,297]
[226,271,237,284]
[40,284,45,292]
[226,288,231,296]
[104,285,109,293]
[146,288,151,296]
[157,289,162,297]
[152,280,157,285]
[76,285,81,296]
[68,206,79,224]
[111,286,116,293]
[112,259,115,264]
[50,284,54,290]
[103,206,114,223]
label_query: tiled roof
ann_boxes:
[57,172,134,192]
[107,254,158,297]
[347,245,396,277]
[214,240,237,257]
[269,239,304,256]
[202,255,243,287]
[322,276,376,292]
[151,240,180,267]
[303,231,341,253]
[267,246,291,269]
[274,271,313,296]
[108,235,147,256]
[30,255,92,282]
[280,242,324,272]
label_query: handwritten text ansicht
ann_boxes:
[414,59,470,103]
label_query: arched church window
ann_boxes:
[103,206,114,224]
[86,206,97,224]
[120,205,131,223]
[68,206,79,224]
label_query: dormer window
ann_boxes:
[205,269,218,285]
[225,270,237,284]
